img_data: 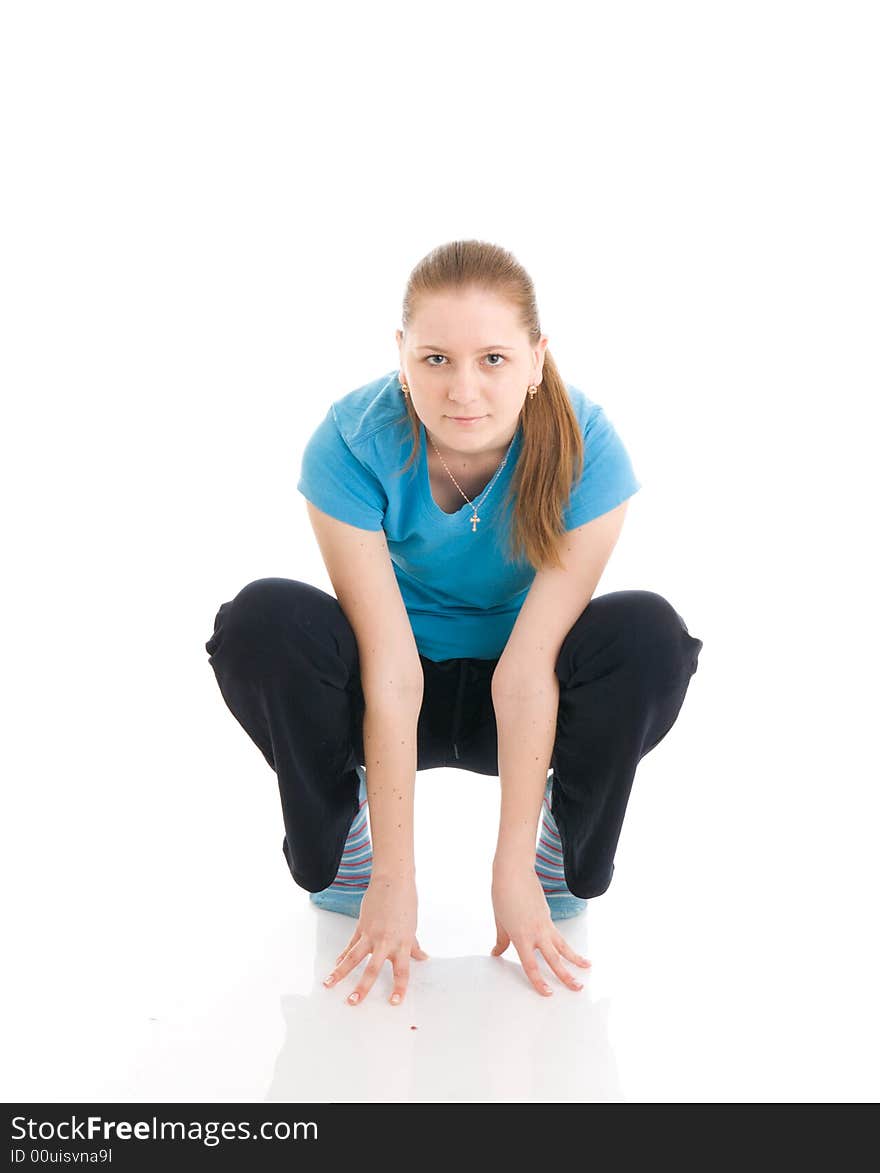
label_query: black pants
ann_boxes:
[205,578,703,900]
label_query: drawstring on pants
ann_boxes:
[450,659,469,761]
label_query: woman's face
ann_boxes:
[396,287,548,462]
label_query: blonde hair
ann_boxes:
[396,239,583,571]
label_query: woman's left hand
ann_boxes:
[490,862,592,995]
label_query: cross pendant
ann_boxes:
[470,511,480,533]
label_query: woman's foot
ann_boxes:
[309,765,371,918]
[536,771,588,921]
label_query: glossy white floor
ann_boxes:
[5,0,880,1111]
[5,654,878,1103]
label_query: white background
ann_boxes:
[2,0,878,1102]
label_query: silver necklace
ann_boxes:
[399,379,538,533]
[427,428,518,533]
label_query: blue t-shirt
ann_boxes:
[296,369,641,662]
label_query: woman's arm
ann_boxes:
[488,669,590,998]
[488,503,631,864]
[302,501,424,877]
[490,668,559,869]
[361,681,423,878]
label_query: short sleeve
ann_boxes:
[562,404,642,530]
[296,406,387,531]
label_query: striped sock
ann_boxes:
[309,765,372,917]
[536,771,588,921]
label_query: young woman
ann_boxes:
[205,239,703,1008]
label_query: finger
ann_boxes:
[336,929,362,966]
[324,937,370,987]
[538,939,584,991]
[511,937,554,996]
[411,940,430,960]
[552,933,592,970]
[346,951,388,1006]
[335,938,366,975]
[491,926,510,956]
[335,936,359,966]
[389,951,411,1005]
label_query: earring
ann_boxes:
[527,384,538,398]
[400,381,409,397]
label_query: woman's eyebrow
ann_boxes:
[414,344,517,352]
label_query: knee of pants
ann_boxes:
[611,590,703,686]
[205,576,316,663]
[566,862,614,901]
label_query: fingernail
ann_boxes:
[323,975,335,986]
[542,984,552,994]
[573,982,583,990]
[348,992,359,1004]
[390,993,400,1004]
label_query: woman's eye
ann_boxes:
[424,354,505,367]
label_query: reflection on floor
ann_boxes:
[6,738,878,1103]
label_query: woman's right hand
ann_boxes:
[322,874,428,1006]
